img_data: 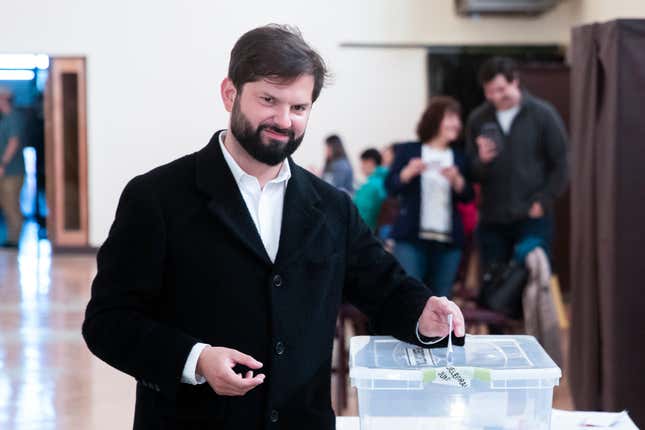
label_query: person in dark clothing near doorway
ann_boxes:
[466,57,568,274]
[0,87,25,248]
[22,97,47,239]
[82,24,465,430]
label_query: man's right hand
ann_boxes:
[400,158,426,183]
[196,346,265,396]
[476,136,498,164]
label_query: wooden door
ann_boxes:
[44,57,88,248]
[520,64,571,294]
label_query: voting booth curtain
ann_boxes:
[569,19,645,427]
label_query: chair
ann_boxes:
[332,303,368,412]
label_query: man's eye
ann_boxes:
[261,96,273,103]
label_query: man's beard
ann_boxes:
[230,99,304,166]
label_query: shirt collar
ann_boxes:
[219,131,291,186]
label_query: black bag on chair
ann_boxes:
[478,260,529,320]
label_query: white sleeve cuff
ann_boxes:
[181,342,209,385]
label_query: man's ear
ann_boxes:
[220,78,237,113]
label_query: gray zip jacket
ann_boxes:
[466,92,568,223]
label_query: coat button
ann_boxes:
[272,274,283,288]
[275,341,285,356]
[270,409,279,423]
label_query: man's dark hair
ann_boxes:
[360,148,382,166]
[228,24,329,102]
[478,56,519,85]
[416,96,461,142]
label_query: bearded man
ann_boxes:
[83,24,465,430]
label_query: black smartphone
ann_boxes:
[479,122,504,154]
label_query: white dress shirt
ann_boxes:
[419,145,454,240]
[181,131,291,385]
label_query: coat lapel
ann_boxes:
[195,131,272,266]
[273,159,326,269]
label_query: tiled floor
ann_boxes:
[0,223,135,429]
[0,222,572,428]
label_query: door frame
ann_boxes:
[44,56,89,248]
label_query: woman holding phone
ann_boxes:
[385,96,474,298]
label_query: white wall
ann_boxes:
[1,0,618,246]
[571,0,645,25]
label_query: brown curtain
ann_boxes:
[569,19,645,427]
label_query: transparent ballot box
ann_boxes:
[349,335,561,430]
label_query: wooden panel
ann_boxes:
[519,65,571,294]
[45,57,88,247]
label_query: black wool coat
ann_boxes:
[82,131,437,430]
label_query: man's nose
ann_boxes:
[273,106,292,130]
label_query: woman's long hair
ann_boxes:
[323,134,348,172]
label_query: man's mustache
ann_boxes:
[259,124,294,138]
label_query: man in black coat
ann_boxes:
[82,24,465,430]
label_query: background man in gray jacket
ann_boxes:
[466,56,568,271]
